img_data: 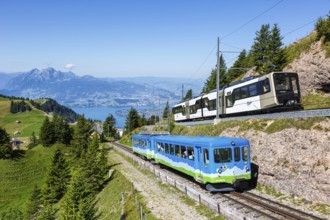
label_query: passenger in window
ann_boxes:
[188,151,194,160]
[182,150,187,158]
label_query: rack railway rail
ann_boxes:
[176,108,330,126]
[109,141,326,220]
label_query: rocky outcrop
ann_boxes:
[220,119,330,204]
[284,40,330,96]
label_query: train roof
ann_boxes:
[151,135,249,147]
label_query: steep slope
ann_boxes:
[284,40,330,96]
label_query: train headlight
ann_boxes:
[231,141,235,146]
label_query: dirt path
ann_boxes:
[108,149,209,220]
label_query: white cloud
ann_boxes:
[65,63,75,70]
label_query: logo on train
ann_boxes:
[216,164,228,176]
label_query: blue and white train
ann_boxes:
[132,134,252,192]
[173,72,302,122]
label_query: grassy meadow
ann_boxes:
[0,145,55,213]
[0,98,46,142]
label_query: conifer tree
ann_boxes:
[183,89,193,101]
[162,101,169,119]
[39,117,55,147]
[202,54,227,93]
[124,108,140,133]
[226,49,252,83]
[72,116,92,158]
[25,185,42,219]
[251,24,271,74]
[269,24,286,71]
[0,127,13,159]
[43,147,71,204]
[103,114,116,138]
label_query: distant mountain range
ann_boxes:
[0,68,203,107]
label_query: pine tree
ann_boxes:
[269,24,286,71]
[71,116,92,158]
[0,127,13,159]
[37,204,56,220]
[124,108,140,133]
[315,14,330,42]
[43,147,71,204]
[53,115,72,145]
[39,117,55,147]
[202,55,228,93]
[251,24,271,74]
[162,101,169,119]
[25,185,42,219]
[183,89,192,101]
[226,49,252,83]
[103,114,116,138]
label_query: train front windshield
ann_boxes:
[273,73,300,106]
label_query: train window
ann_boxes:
[175,145,180,157]
[187,147,194,160]
[204,149,209,164]
[170,144,175,155]
[275,77,290,91]
[209,99,216,110]
[234,147,240,161]
[165,143,169,154]
[196,100,201,109]
[203,98,209,108]
[226,95,233,107]
[262,79,270,93]
[242,146,248,162]
[157,142,164,152]
[181,146,187,158]
[214,148,232,163]
[248,83,257,96]
[241,86,248,99]
[291,77,298,94]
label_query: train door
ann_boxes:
[194,146,203,183]
[195,146,209,184]
[232,146,250,176]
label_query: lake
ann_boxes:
[72,105,163,128]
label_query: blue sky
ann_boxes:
[0,0,329,81]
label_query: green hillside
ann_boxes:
[0,98,46,143]
[0,145,55,213]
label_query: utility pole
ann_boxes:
[182,84,184,101]
[216,37,220,119]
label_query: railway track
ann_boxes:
[176,108,330,126]
[109,141,326,220]
[228,191,324,220]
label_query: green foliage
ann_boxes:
[103,114,116,138]
[171,117,327,136]
[37,204,57,220]
[284,33,317,65]
[39,117,55,147]
[71,116,92,158]
[251,24,286,74]
[315,14,330,42]
[53,114,73,145]
[202,55,228,93]
[96,171,138,219]
[226,49,253,83]
[0,145,55,213]
[10,100,31,113]
[43,147,71,204]
[0,127,13,159]
[25,185,42,219]
[124,108,141,133]
[301,93,330,109]
[30,98,79,123]
[183,89,193,101]
[163,101,170,119]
